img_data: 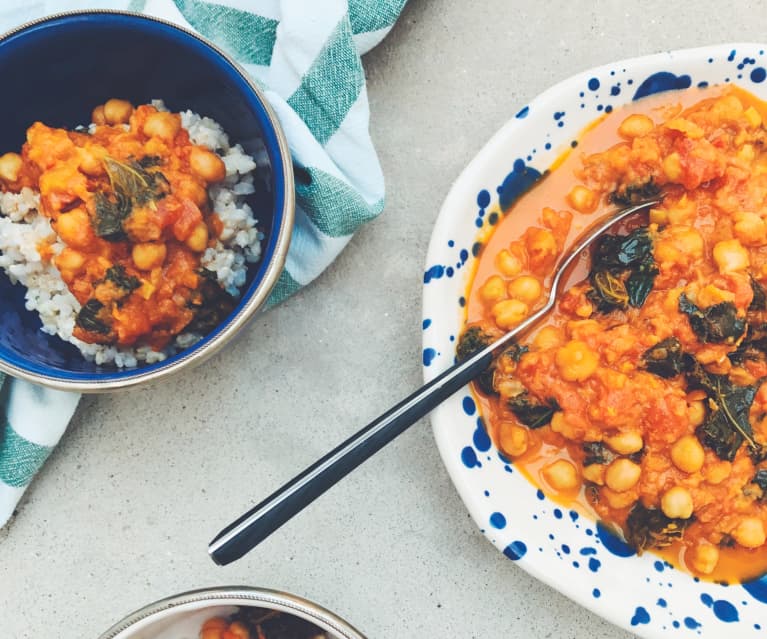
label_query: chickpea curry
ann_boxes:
[458,85,767,582]
[0,98,235,352]
[199,610,328,639]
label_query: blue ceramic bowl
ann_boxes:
[0,11,294,392]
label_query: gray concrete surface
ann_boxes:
[2,1,764,637]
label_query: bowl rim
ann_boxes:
[97,586,367,639]
[0,9,295,393]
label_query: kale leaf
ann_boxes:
[456,325,498,362]
[104,264,140,295]
[582,442,616,466]
[744,468,767,501]
[750,276,767,311]
[729,322,767,365]
[625,502,691,553]
[609,178,662,207]
[588,228,657,312]
[642,337,694,378]
[589,270,629,311]
[678,293,746,344]
[75,299,110,335]
[507,392,559,429]
[687,363,764,461]
[93,156,169,241]
[456,325,501,394]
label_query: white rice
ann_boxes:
[0,106,264,367]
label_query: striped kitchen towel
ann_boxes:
[0,0,406,527]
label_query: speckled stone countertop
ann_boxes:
[2,2,764,637]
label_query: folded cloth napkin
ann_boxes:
[0,0,406,528]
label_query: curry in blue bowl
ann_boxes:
[0,11,294,392]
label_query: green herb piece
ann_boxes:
[507,392,559,429]
[75,299,110,335]
[185,269,236,335]
[642,337,693,378]
[93,191,131,241]
[587,228,658,313]
[678,293,746,344]
[93,156,169,241]
[687,363,764,461]
[104,264,140,295]
[456,325,498,362]
[609,178,662,207]
[750,276,767,311]
[625,261,659,308]
[456,325,503,395]
[625,502,691,553]
[582,442,616,466]
[729,322,767,365]
[752,469,767,498]
[589,270,629,310]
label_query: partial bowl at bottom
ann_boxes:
[98,586,366,639]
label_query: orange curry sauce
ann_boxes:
[1,101,231,351]
[463,85,767,582]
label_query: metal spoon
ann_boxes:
[208,199,660,565]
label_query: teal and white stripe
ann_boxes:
[0,0,406,527]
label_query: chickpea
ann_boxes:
[541,459,579,491]
[733,211,767,246]
[566,185,598,213]
[705,460,731,484]
[603,488,638,509]
[500,423,529,457]
[103,98,134,125]
[605,431,643,455]
[54,208,92,249]
[54,247,85,273]
[744,105,762,128]
[185,222,210,252]
[713,239,750,273]
[532,325,565,350]
[661,486,694,519]
[132,242,167,270]
[662,152,682,181]
[555,339,599,382]
[666,117,704,139]
[79,147,106,177]
[508,275,542,304]
[227,622,251,639]
[713,94,744,120]
[175,178,208,207]
[492,298,529,330]
[525,227,558,271]
[480,275,507,304]
[732,517,766,548]
[91,104,107,125]
[618,113,654,139]
[670,434,705,474]
[143,111,182,142]
[189,146,226,183]
[690,543,719,574]
[0,152,22,182]
[200,617,228,639]
[495,248,523,277]
[604,458,641,492]
[582,463,605,485]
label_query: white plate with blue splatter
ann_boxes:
[422,43,767,638]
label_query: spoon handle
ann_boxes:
[208,347,495,565]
